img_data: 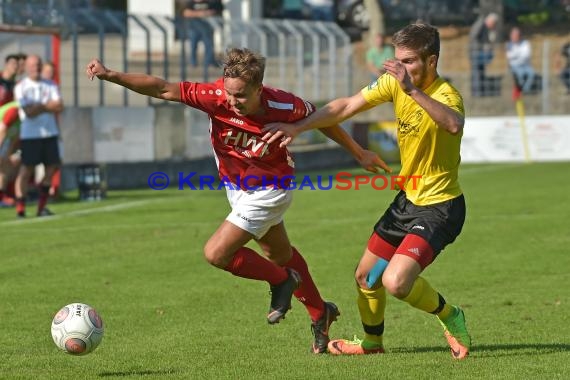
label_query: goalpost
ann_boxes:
[0,24,63,196]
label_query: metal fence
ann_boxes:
[2,3,568,115]
[450,36,570,117]
[45,13,353,108]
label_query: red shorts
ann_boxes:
[367,232,434,269]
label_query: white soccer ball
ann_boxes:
[51,303,104,355]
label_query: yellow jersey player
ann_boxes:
[262,22,471,359]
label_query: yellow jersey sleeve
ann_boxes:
[360,73,400,106]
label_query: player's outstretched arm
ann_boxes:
[86,59,181,102]
[319,125,391,173]
[262,92,374,147]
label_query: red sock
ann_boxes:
[16,197,26,214]
[224,247,288,285]
[51,169,61,197]
[0,190,4,201]
[283,247,325,321]
[37,185,50,214]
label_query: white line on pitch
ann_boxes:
[0,198,168,226]
[459,163,525,174]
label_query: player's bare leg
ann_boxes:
[204,220,253,268]
[381,254,422,299]
[258,222,338,352]
[204,220,299,324]
[255,221,293,265]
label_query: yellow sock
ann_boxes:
[403,276,452,317]
[357,285,385,348]
[438,303,456,321]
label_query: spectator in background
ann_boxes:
[469,12,499,96]
[506,26,536,94]
[0,101,21,207]
[41,60,57,83]
[304,0,334,21]
[14,55,63,218]
[41,60,63,198]
[366,33,395,82]
[16,53,27,80]
[556,41,570,94]
[0,54,19,106]
[181,0,223,68]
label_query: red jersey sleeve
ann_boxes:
[262,86,316,124]
[179,79,224,114]
[288,96,316,123]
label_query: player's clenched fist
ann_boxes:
[86,59,109,81]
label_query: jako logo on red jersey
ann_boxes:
[223,129,270,157]
[229,117,244,125]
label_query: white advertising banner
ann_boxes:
[525,116,570,161]
[93,107,155,163]
[461,115,570,163]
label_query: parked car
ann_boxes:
[336,0,478,31]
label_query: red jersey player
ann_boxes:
[86,48,389,353]
[0,100,21,206]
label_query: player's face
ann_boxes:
[224,77,262,116]
[395,47,437,90]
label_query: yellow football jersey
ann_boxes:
[361,74,464,205]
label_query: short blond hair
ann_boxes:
[223,48,266,87]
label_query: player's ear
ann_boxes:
[428,55,438,67]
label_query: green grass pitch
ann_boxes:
[0,162,568,379]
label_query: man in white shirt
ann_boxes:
[506,27,536,93]
[14,55,63,218]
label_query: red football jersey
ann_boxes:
[180,78,315,188]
